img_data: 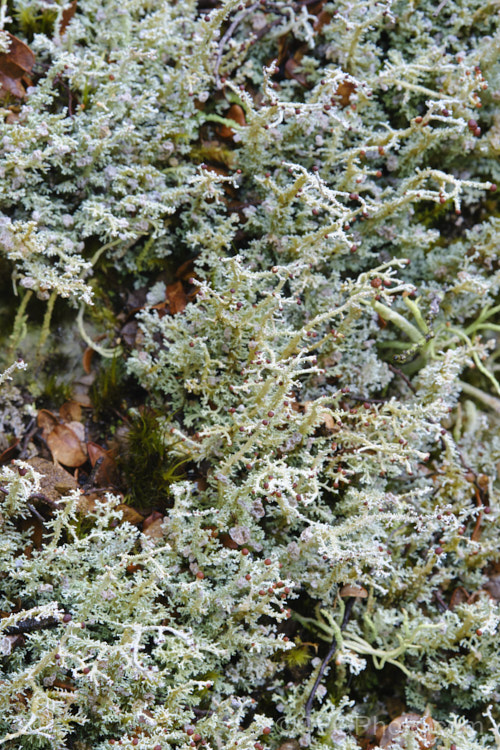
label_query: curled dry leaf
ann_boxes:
[339,584,368,598]
[66,420,85,443]
[218,104,247,139]
[336,80,356,107]
[82,346,94,375]
[448,586,469,610]
[142,511,165,542]
[0,33,35,99]
[117,504,144,526]
[379,714,435,750]
[166,281,187,315]
[47,424,87,467]
[483,575,500,600]
[59,400,82,423]
[60,0,77,35]
[0,439,19,466]
[86,441,119,486]
[37,409,59,436]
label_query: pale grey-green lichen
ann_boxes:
[1,0,500,748]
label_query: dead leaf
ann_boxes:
[219,532,238,550]
[37,409,59,436]
[117,504,144,525]
[314,9,332,32]
[66,420,85,442]
[60,0,77,35]
[483,575,500,601]
[0,33,35,100]
[46,424,87,467]
[379,714,434,750]
[339,584,368,598]
[0,439,19,465]
[142,511,165,541]
[166,281,187,315]
[86,441,118,485]
[449,587,469,610]
[335,80,356,108]
[284,57,308,87]
[175,257,198,280]
[120,320,139,348]
[59,400,82,423]
[82,346,94,375]
[321,412,335,430]
[20,515,44,549]
[218,104,247,139]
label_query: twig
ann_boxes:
[388,363,417,394]
[433,0,450,16]
[305,597,355,727]
[19,416,37,458]
[214,3,260,89]
[81,457,104,492]
[26,503,46,523]
[4,616,59,636]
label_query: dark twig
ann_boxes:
[388,363,417,394]
[29,493,57,507]
[214,3,260,89]
[305,597,355,727]
[26,503,46,523]
[4,616,59,636]
[433,0,450,16]
[19,416,38,459]
[81,457,104,492]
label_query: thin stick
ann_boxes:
[305,597,355,727]
[388,363,417,394]
[5,616,59,635]
[214,3,260,89]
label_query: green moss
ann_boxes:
[120,408,188,510]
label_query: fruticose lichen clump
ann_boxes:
[1,1,500,749]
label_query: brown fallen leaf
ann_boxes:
[86,441,119,486]
[142,511,165,541]
[0,439,19,466]
[66,420,85,442]
[175,257,198,281]
[47,424,87,467]
[59,400,82,423]
[0,33,35,99]
[37,409,59,436]
[285,57,308,87]
[166,280,187,315]
[117,504,144,525]
[82,346,94,375]
[379,714,434,750]
[60,0,77,35]
[218,104,247,139]
[335,80,356,108]
[448,586,469,610]
[339,584,368,598]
